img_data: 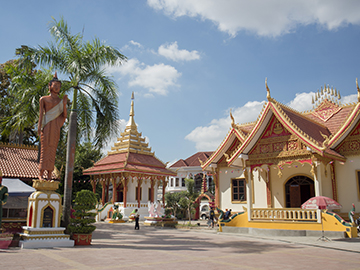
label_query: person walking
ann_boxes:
[209,207,215,228]
[134,209,140,230]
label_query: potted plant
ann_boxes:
[68,190,97,245]
[0,232,13,249]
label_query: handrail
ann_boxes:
[251,208,318,222]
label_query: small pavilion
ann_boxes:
[83,93,176,219]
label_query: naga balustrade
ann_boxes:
[251,208,319,222]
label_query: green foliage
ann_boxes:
[0,60,48,144]
[165,192,182,218]
[178,178,199,224]
[68,190,98,234]
[15,17,127,149]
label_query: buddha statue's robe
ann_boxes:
[39,100,65,172]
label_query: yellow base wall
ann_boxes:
[219,211,357,238]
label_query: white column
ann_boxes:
[246,167,252,222]
[314,161,322,196]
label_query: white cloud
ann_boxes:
[107,58,181,96]
[147,0,360,37]
[185,92,356,151]
[130,40,143,48]
[158,41,200,62]
[286,92,314,112]
[185,100,265,151]
[342,94,357,104]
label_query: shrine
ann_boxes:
[83,93,176,220]
[202,80,360,237]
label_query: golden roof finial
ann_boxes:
[128,92,136,128]
[265,78,271,101]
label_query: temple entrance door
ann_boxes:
[117,189,124,202]
[285,176,314,208]
[289,185,301,208]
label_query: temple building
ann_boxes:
[168,151,214,219]
[168,151,213,194]
[202,80,360,237]
[0,143,39,231]
[83,93,176,220]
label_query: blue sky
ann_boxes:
[2,1,360,165]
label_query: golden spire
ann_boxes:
[128,91,136,128]
[108,92,154,156]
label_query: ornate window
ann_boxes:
[232,178,246,202]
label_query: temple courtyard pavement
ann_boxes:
[1,221,360,270]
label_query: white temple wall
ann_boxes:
[218,166,245,212]
[252,169,267,208]
[127,180,136,202]
[335,158,360,212]
[320,163,333,199]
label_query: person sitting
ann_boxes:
[224,209,232,220]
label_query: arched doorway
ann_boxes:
[285,176,314,208]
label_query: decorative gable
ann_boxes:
[248,115,308,161]
[335,120,360,156]
[312,99,342,122]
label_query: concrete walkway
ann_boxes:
[0,221,359,269]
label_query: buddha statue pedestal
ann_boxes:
[19,180,74,249]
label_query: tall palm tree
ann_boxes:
[17,17,126,227]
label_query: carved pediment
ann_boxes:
[312,99,341,122]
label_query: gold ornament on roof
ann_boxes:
[313,84,341,108]
[265,78,272,101]
[198,157,204,167]
[230,109,242,131]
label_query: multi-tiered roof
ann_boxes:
[83,93,176,178]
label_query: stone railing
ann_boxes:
[251,208,319,222]
[114,202,148,208]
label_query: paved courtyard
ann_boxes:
[1,221,360,270]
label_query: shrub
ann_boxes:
[68,190,97,234]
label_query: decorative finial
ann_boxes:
[131,91,134,100]
[265,78,271,101]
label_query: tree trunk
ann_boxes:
[62,110,77,228]
[188,206,191,225]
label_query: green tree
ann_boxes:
[165,192,182,218]
[179,178,199,224]
[17,17,126,227]
[0,60,48,144]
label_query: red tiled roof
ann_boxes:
[83,152,176,177]
[305,105,355,134]
[170,151,213,168]
[281,106,331,145]
[0,143,39,181]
